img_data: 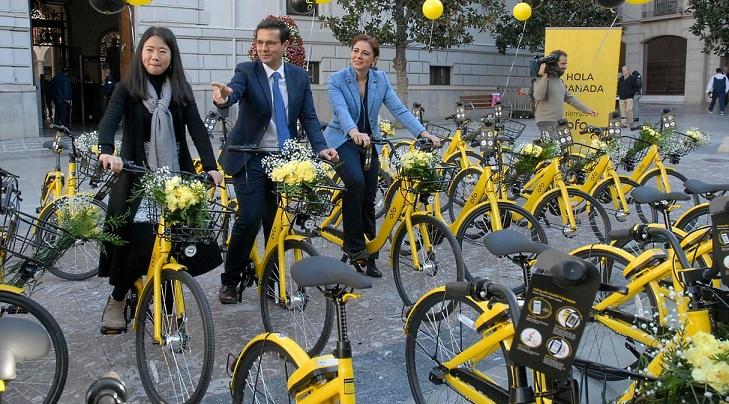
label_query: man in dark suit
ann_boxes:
[51,67,72,127]
[211,19,338,304]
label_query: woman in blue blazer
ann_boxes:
[324,34,440,277]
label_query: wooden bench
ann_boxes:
[459,94,498,110]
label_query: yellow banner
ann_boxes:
[544,27,622,135]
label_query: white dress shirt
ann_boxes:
[261,63,289,149]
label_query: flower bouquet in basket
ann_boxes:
[395,149,443,193]
[622,123,671,165]
[662,128,711,163]
[261,140,329,215]
[137,167,209,229]
[633,331,729,403]
[378,116,395,137]
[74,131,121,156]
[508,140,560,183]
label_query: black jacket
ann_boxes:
[97,82,217,283]
[618,74,639,100]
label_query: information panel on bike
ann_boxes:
[710,195,729,286]
[508,271,599,379]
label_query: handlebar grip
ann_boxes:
[122,161,147,172]
[608,228,634,242]
[445,282,471,298]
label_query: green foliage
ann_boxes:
[688,0,729,56]
[479,0,618,54]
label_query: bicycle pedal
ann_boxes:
[100,326,128,335]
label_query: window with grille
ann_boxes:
[430,66,451,85]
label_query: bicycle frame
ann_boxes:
[521,159,580,231]
[39,130,79,213]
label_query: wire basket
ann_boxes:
[143,200,234,243]
[1,207,69,277]
[274,183,343,218]
[398,163,459,195]
[498,119,527,143]
[1,169,21,211]
[619,135,653,171]
[461,121,483,143]
[77,151,116,189]
[660,132,700,164]
[425,123,452,140]
[494,150,541,191]
[560,143,603,184]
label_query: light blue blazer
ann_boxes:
[324,67,426,151]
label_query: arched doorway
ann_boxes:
[644,35,686,95]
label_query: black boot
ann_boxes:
[366,257,382,278]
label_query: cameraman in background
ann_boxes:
[533,50,597,134]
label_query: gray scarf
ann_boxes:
[142,78,179,171]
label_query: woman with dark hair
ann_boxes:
[97,26,222,332]
[324,33,440,277]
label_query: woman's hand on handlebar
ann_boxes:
[207,170,223,186]
[99,153,123,173]
[419,131,441,147]
[348,128,370,147]
[318,148,339,163]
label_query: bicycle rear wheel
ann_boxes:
[135,269,215,404]
[260,240,334,356]
[405,289,514,403]
[392,215,465,307]
[231,336,306,403]
[0,290,68,404]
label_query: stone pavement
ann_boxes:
[1,103,728,403]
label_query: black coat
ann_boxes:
[97,82,217,285]
[618,75,639,100]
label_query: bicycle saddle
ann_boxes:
[483,229,549,256]
[630,186,690,204]
[683,179,729,195]
[0,318,51,380]
[291,256,372,290]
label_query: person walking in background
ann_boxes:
[617,66,639,129]
[101,67,117,111]
[707,67,729,115]
[51,67,72,127]
[630,70,642,124]
[40,73,53,122]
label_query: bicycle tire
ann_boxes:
[0,290,68,404]
[38,197,108,281]
[674,203,710,233]
[392,215,465,307]
[455,202,547,282]
[405,289,514,403]
[446,166,484,223]
[533,187,611,251]
[230,337,305,404]
[260,240,334,356]
[571,249,659,383]
[135,269,215,403]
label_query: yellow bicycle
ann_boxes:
[229,256,371,403]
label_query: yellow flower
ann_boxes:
[686,129,704,141]
[90,144,99,154]
[705,361,729,394]
[521,144,542,157]
[591,139,608,152]
[166,194,178,211]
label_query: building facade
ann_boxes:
[0,0,534,140]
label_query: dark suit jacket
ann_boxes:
[219,61,327,176]
[96,82,217,283]
[51,73,71,104]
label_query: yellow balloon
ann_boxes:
[513,2,532,21]
[315,0,332,3]
[625,0,651,4]
[126,0,152,5]
[422,0,444,20]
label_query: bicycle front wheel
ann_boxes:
[231,337,305,404]
[446,166,483,223]
[533,188,611,253]
[405,289,514,403]
[0,290,68,404]
[135,269,215,404]
[260,240,334,356]
[38,197,108,281]
[392,215,465,307]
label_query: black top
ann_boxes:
[618,74,639,100]
[356,75,371,135]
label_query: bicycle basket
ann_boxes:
[560,143,604,185]
[144,200,234,243]
[1,207,69,285]
[0,169,21,211]
[77,151,116,190]
[495,150,540,191]
[275,182,343,218]
[398,163,459,195]
[660,132,700,164]
[498,119,527,143]
[619,135,652,171]
[425,123,452,140]
[461,121,483,143]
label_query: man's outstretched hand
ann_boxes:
[210,82,233,105]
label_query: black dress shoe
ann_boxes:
[218,284,239,304]
[366,262,383,278]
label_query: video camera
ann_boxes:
[530,53,561,77]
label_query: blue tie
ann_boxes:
[271,72,290,148]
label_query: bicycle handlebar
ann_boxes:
[50,123,73,137]
[579,126,603,135]
[609,224,694,272]
[226,145,280,153]
[446,278,521,325]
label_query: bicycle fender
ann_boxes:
[0,284,24,295]
[403,286,495,335]
[228,332,310,392]
[570,244,635,263]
